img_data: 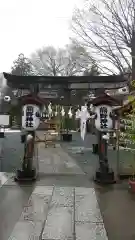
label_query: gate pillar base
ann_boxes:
[14,168,37,182]
[94,168,116,184]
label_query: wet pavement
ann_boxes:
[0,180,34,240]
[96,185,135,240]
[7,185,108,240]
[0,141,107,240]
[62,132,135,240]
[0,132,135,239]
[38,143,84,176]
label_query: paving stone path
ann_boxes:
[0,143,108,240]
[9,185,108,240]
[38,144,85,176]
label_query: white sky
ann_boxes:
[0,0,83,73]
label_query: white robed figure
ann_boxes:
[76,105,90,141]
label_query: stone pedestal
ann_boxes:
[14,168,37,182]
[94,168,116,184]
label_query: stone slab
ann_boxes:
[19,194,50,222]
[75,222,108,240]
[0,172,13,187]
[42,206,73,240]
[75,187,103,223]
[75,187,94,196]
[38,146,84,175]
[3,176,17,186]
[8,186,108,240]
[8,221,43,240]
[0,185,33,240]
[68,146,93,154]
[9,186,54,240]
[51,187,74,207]
[33,186,54,196]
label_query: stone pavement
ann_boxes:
[2,131,135,239]
[0,143,108,240]
[62,132,135,240]
[38,143,85,176]
[8,185,108,240]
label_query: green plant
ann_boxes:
[63,116,72,134]
[120,82,135,179]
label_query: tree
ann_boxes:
[31,42,95,76]
[72,0,134,75]
[83,63,100,76]
[10,53,37,98]
[11,53,34,76]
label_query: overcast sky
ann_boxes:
[0,0,83,73]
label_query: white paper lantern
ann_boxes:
[22,104,40,131]
[4,95,11,102]
[118,86,129,95]
[95,105,113,131]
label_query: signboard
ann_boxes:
[0,114,10,126]
[38,91,58,98]
[69,82,126,89]
[89,82,126,89]
[13,89,30,97]
[70,83,89,89]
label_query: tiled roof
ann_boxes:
[3,72,127,85]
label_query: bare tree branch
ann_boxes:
[72,0,134,74]
[31,43,95,76]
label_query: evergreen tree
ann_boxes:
[11,53,34,76]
